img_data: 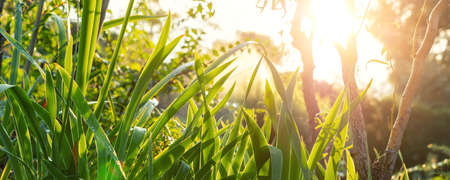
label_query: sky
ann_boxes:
[109,0,394,96]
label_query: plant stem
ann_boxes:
[76,0,97,93]
[94,0,134,118]
[86,0,103,80]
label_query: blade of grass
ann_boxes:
[0,27,45,76]
[6,86,49,157]
[7,96,33,173]
[398,151,409,180]
[44,65,57,131]
[307,90,345,170]
[86,0,103,79]
[10,2,23,85]
[346,150,358,180]
[140,61,194,105]
[76,0,97,93]
[268,145,283,180]
[0,124,26,180]
[51,14,67,65]
[149,59,235,140]
[94,0,136,117]
[242,109,270,176]
[55,65,125,178]
[174,161,192,180]
[102,15,165,30]
[115,15,180,160]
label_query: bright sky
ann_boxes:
[110,0,394,95]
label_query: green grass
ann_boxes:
[0,1,377,179]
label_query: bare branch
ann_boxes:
[24,0,45,74]
[373,0,448,179]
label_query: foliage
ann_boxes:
[0,0,448,179]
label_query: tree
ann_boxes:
[372,0,448,179]
[290,0,321,147]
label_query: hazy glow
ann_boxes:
[109,0,392,95]
[305,0,389,94]
[311,0,356,45]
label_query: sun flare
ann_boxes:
[291,0,387,87]
[310,0,357,45]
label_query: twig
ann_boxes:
[24,0,45,74]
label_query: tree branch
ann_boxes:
[373,0,448,179]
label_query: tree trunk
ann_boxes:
[291,0,320,147]
[372,1,447,179]
[335,36,371,179]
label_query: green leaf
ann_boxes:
[244,56,263,102]
[10,2,23,85]
[116,13,181,161]
[149,60,235,140]
[6,86,49,157]
[242,109,269,172]
[0,27,44,77]
[0,124,27,180]
[125,127,147,164]
[94,0,136,117]
[346,150,358,180]
[268,146,283,180]
[195,133,248,179]
[51,14,67,65]
[230,132,249,175]
[44,66,57,131]
[174,161,193,180]
[308,90,345,170]
[264,56,310,178]
[264,80,276,124]
[0,145,35,178]
[140,61,194,104]
[55,65,125,179]
[64,36,73,74]
[205,41,258,73]
[152,131,198,178]
[102,15,166,30]
[0,84,15,94]
[325,124,348,179]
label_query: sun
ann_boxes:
[310,0,358,45]
[289,0,386,84]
